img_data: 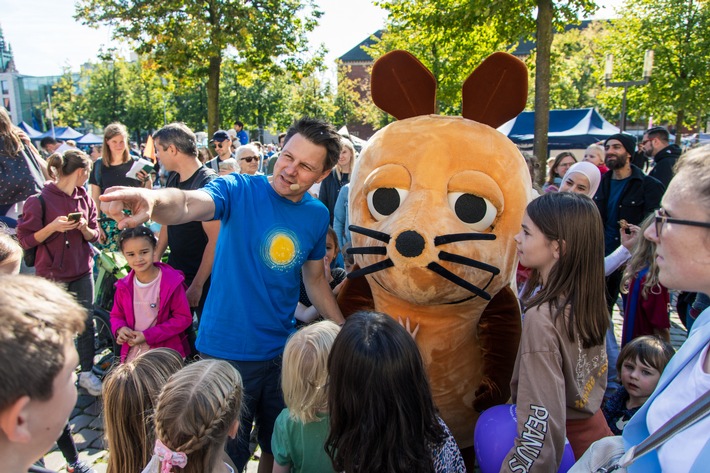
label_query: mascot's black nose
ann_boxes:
[395,230,425,258]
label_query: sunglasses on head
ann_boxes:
[240,156,258,163]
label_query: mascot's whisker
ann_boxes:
[347,259,395,279]
[434,233,496,245]
[346,246,387,255]
[438,251,500,276]
[427,262,492,300]
[349,225,391,243]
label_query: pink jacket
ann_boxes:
[110,262,192,362]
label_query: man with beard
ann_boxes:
[593,133,664,395]
[642,126,682,188]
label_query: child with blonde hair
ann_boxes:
[143,360,243,473]
[103,348,184,473]
[272,321,341,472]
[621,214,671,345]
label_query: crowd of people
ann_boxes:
[1,102,710,473]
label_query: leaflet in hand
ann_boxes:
[125,158,155,180]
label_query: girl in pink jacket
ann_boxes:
[110,226,192,362]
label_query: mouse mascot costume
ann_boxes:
[339,50,531,466]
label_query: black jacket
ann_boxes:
[649,144,682,189]
[594,164,665,251]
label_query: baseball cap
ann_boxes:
[210,130,231,143]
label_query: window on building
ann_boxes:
[1,80,7,95]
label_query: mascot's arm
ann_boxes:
[474,285,522,412]
[336,265,375,318]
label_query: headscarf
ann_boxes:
[563,161,601,198]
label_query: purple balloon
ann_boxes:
[474,404,576,473]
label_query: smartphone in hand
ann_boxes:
[67,212,82,222]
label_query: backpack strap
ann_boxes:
[37,194,45,226]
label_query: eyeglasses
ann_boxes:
[654,208,710,237]
[240,156,258,163]
[214,142,229,149]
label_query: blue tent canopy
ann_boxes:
[77,133,103,145]
[497,108,620,149]
[17,121,44,139]
[39,126,83,140]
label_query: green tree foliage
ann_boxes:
[75,0,320,136]
[334,63,382,131]
[83,56,130,128]
[598,0,710,136]
[373,0,598,173]
[525,21,607,110]
[51,69,88,129]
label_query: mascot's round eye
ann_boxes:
[447,192,497,231]
[367,188,409,221]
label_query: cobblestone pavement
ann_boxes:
[45,299,688,473]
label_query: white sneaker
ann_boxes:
[78,371,102,396]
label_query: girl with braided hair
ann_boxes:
[103,348,184,473]
[143,359,243,473]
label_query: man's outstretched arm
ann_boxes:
[100,187,215,229]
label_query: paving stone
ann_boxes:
[89,413,105,430]
[90,433,107,450]
[70,407,81,419]
[74,394,95,409]
[73,428,103,450]
[43,450,67,471]
[69,414,94,432]
[84,400,103,416]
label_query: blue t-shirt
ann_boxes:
[197,174,329,361]
[604,177,629,255]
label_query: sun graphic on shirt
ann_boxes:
[262,228,301,272]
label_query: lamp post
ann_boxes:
[604,50,654,132]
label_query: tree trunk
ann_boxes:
[674,109,685,144]
[206,55,222,136]
[534,0,553,184]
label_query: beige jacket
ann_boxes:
[501,302,607,473]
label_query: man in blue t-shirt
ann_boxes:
[99,118,345,473]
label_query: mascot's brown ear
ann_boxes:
[371,50,437,120]
[461,52,528,129]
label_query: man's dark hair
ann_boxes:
[153,122,198,158]
[234,120,244,128]
[284,118,342,171]
[39,136,58,148]
[646,126,670,143]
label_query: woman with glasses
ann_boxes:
[236,144,262,176]
[620,145,710,472]
[543,151,577,193]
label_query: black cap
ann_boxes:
[605,133,636,157]
[210,130,230,143]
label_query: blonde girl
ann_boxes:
[272,321,341,473]
[318,138,356,225]
[620,214,671,345]
[103,348,184,473]
[146,360,243,473]
[505,192,611,470]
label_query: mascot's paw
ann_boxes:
[473,377,503,412]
